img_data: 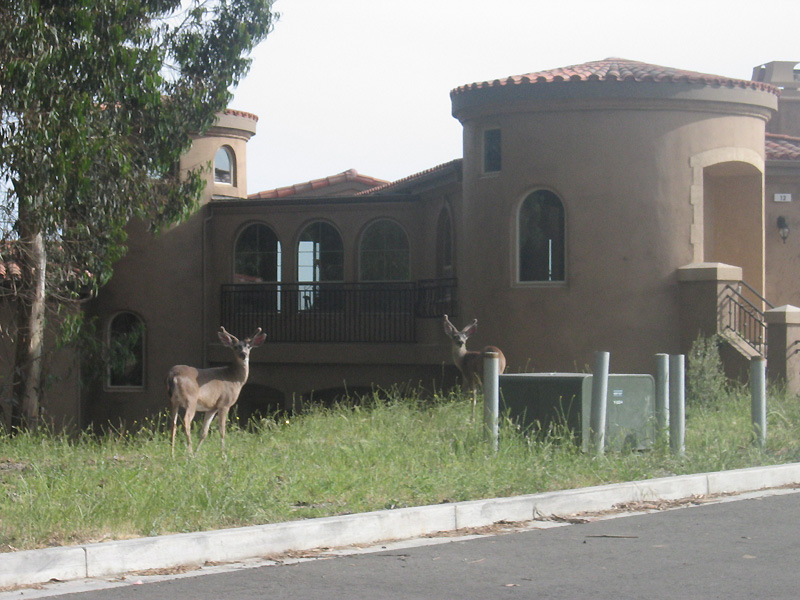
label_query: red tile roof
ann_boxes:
[451,57,779,97]
[0,252,22,294]
[249,169,389,200]
[223,108,259,122]
[358,160,462,195]
[766,133,800,161]
[0,260,21,281]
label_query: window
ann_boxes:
[107,312,145,388]
[297,222,344,310]
[518,190,565,282]
[483,128,502,173]
[359,220,410,281]
[297,222,344,282]
[234,223,281,283]
[214,146,235,184]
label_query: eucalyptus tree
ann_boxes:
[0,0,276,427]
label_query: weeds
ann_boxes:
[0,383,798,553]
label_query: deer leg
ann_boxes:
[196,410,217,453]
[471,387,477,422]
[218,406,230,458]
[182,405,197,456]
[170,404,180,458]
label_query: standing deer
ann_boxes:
[167,326,266,456]
[443,315,506,420]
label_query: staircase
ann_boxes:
[718,280,773,358]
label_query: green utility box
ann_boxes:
[499,373,656,451]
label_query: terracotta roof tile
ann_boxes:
[357,160,462,195]
[249,169,389,200]
[0,258,22,290]
[223,108,259,122]
[451,57,779,97]
[766,133,800,161]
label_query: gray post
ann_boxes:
[483,352,500,453]
[655,353,669,445]
[590,351,610,455]
[750,357,767,449]
[669,354,685,456]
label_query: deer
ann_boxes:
[167,326,267,457]
[443,315,506,420]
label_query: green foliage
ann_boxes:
[686,334,728,407]
[1,385,798,552]
[0,0,277,299]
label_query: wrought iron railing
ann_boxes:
[220,279,457,343]
[719,282,773,356]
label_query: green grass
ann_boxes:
[1,385,799,553]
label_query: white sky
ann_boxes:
[228,0,800,195]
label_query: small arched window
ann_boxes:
[234,223,281,283]
[214,146,235,184]
[107,312,145,388]
[359,220,410,281]
[518,190,565,282]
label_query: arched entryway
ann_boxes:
[691,148,765,296]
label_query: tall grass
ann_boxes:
[1,381,799,553]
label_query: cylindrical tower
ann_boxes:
[450,58,777,373]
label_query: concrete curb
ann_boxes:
[3,462,800,588]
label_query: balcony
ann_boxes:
[221,279,457,343]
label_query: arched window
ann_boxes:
[297,222,344,310]
[107,312,145,388]
[297,222,343,282]
[436,208,453,278]
[359,220,410,281]
[234,223,281,283]
[214,146,235,184]
[518,190,565,282]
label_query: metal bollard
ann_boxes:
[655,353,669,445]
[590,351,610,456]
[483,352,500,453]
[750,357,767,449]
[669,354,685,456]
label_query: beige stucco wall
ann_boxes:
[182,111,257,200]
[453,86,774,375]
[765,162,800,306]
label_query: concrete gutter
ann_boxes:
[2,462,799,589]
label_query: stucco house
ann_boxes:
[4,57,800,429]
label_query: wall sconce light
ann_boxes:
[777,216,790,243]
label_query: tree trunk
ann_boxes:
[12,231,47,429]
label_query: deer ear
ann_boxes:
[442,315,457,335]
[462,319,478,337]
[218,327,237,347]
[251,331,267,347]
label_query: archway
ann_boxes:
[702,161,764,294]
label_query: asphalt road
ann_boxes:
[13,490,800,600]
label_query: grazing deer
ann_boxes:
[443,315,506,419]
[167,326,267,457]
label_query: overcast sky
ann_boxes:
[228,0,799,195]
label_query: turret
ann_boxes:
[181,109,258,203]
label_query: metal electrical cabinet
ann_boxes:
[499,373,656,451]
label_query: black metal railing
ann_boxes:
[719,282,773,356]
[221,279,457,343]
